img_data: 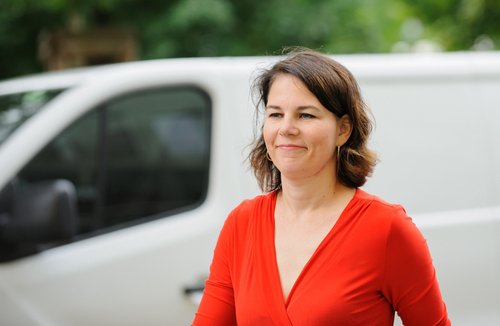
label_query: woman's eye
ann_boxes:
[268,112,282,118]
[300,113,315,119]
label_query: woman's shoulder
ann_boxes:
[354,188,408,222]
[353,189,423,244]
[231,191,275,213]
[225,191,276,226]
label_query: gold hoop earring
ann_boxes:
[337,146,341,163]
[266,152,272,161]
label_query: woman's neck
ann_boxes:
[278,169,354,219]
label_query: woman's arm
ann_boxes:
[382,208,451,326]
[192,213,238,326]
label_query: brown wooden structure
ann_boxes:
[38,27,138,71]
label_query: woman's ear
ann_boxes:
[337,115,353,146]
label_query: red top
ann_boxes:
[193,189,450,325]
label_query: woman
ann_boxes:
[192,48,450,325]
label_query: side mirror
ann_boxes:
[0,179,79,245]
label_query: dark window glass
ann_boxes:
[19,110,99,233]
[102,88,211,227]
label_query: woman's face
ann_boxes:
[263,74,349,181]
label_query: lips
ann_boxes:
[276,144,306,150]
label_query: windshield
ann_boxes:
[0,89,65,144]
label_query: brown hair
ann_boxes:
[248,47,377,192]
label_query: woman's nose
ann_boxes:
[279,116,299,136]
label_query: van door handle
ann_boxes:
[184,284,205,305]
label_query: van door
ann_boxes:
[0,83,222,325]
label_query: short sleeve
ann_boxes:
[192,209,238,326]
[382,207,451,326]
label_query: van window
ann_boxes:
[3,86,210,253]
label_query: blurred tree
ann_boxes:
[0,1,65,78]
[400,0,500,50]
[141,0,236,57]
[0,0,498,80]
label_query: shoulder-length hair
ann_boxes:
[248,47,377,192]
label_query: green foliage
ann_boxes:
[0,0,499,80]
[401,0,500,50]
[0,1,65,78]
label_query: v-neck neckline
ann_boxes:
[268,188,360,308]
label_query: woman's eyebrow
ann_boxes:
[297,105,320,111]
[265,105,281,110]
[265,105,320,111]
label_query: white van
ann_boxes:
[0,52,499,325]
